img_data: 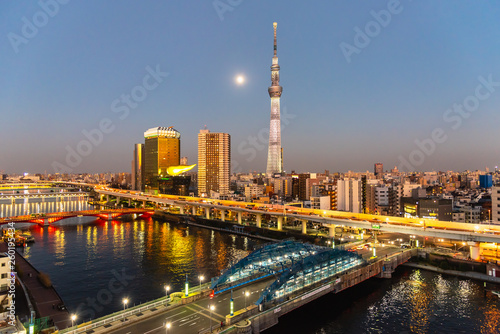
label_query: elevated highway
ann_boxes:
[91,186,500,245]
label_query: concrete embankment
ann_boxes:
[0,242,70,330]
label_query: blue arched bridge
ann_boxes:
[211,239,365,306]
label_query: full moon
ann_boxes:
[235,75,245,85]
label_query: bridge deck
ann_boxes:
[0,209,154,224]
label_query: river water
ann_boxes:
[5,195,500,333]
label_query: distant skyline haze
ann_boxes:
[1,1,499,174]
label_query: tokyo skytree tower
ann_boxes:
[266,22,283,177]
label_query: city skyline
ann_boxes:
[2,1,500,174]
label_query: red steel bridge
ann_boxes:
[0,209,154,226]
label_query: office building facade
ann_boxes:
[142,127,180,192]
[198,129,230,196]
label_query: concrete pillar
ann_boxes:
[142,201,146,208]
[106,195,110,202]
[302,220,307,234]
[128,199,131,206]
[277,216,283,230]
[329,226,335,238]
[100,194,104,201]
[221,210,225,222]
[43,218,49,226]
[205,207,210,219]
[256,214,262,228]
[469,242,480,261]
[237,211,242,225]
[179,206,185,214]
[192,206,197,215]
[116,197,121,205]
[108,213,113,221]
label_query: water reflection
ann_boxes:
[17,218,261,318]
[0,196,89,217]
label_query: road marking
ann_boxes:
[185,305,224,321]
[190,302,225,318]
[164,310,187,321]
[142,326,163,334]
[179,315,200,326]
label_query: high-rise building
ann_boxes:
[493,186,500,223]
[266,22,283,177]
[198,129,230,197]
[131,143,143,191]
[374,163,383,176]
[337,179,363,213]
[480,174,493,188]
[142,127,180,192]
[298,173,310,201]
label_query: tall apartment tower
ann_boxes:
[131,143,143,191]
[493,186,500,223]
[374,163,383,177]
[142,127,180,192]
[266,22,283,177]
[198,129,231,197]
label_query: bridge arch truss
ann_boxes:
[210,240,365,305]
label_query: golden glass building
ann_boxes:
[198,129,230,197]
[142,127,180,192]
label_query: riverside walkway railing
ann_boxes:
[58,281,212,334]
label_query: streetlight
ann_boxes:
[199,275,204,293]
[122,298,128,321]
[165,322,171,334]
[244,291,250,308]
[71,314,76,333]
[165,285,170,305]
[209,304,215,332]
[122,298,128,311]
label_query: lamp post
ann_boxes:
[244,291,249,308]
[71,314,76,333]
[230,290,234,316]
[209,304,215,332]
[165,285,170,305]
[165,322,171,334]
[185,274,189,297]
[122,298,128,321]
[199,275,204,293]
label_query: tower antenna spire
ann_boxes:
[273,22,277,56]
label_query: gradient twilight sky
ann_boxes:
[1,1,500,174]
